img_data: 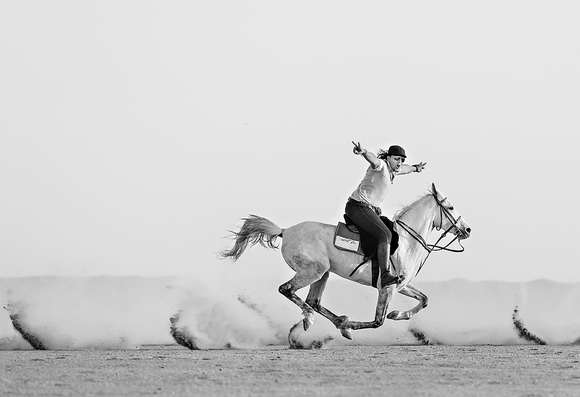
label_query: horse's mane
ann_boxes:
[393,190,433,221]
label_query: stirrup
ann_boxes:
[380,272,400,288]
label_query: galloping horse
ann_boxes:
[220,183,471,340]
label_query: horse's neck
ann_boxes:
[392,195,437,278]
[396,195,436,242]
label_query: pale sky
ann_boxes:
[1,1,579,283]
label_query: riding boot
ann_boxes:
[377,241,398,288]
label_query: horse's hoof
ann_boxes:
[340,328,353,340]
[334,316,352,340]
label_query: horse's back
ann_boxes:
[281,220,374,285]
[281,221,335,261]
[282,221,335,247]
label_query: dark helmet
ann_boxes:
[386,145,406,159]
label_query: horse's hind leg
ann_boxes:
[305,271,352,339]
[387,283,428,321]
[278,262,328,331]
[305,272,343,324]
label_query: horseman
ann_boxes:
[346,142,426,288]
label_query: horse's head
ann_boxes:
[431,183,471,240]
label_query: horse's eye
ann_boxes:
[448,206,454,211]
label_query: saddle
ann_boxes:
[335,215,399,256]
[334,215,400,287]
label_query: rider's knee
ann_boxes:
[378,230,392,244]
[422,297,429,308]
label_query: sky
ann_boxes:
[1,1,579,283]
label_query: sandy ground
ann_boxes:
[1,345,579,396]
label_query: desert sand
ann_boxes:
[2,344,579,396]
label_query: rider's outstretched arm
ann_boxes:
[352,141,381,169]
[398,162,427,175]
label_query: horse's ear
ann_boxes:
[431,183,438,196]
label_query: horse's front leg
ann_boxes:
[341,284,397,339]
[387,283,428,321]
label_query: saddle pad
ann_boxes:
[334,222,364,255]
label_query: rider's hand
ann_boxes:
[414,162,427,172]
[352,141,366,156]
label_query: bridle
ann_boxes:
[396,191,466,276]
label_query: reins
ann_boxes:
[396,192,466,277]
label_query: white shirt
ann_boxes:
[350,159,397,208]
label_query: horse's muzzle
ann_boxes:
[458,226,471,239]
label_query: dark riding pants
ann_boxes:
[345,199,392,244]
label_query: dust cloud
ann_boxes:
[2,275,580,350]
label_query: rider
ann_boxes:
[346,142,426,288]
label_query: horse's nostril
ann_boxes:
[466,227,471,234]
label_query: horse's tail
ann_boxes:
[219,215,284,261]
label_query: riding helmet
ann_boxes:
[387,145,407,159]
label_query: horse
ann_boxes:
[220,183,471,340]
